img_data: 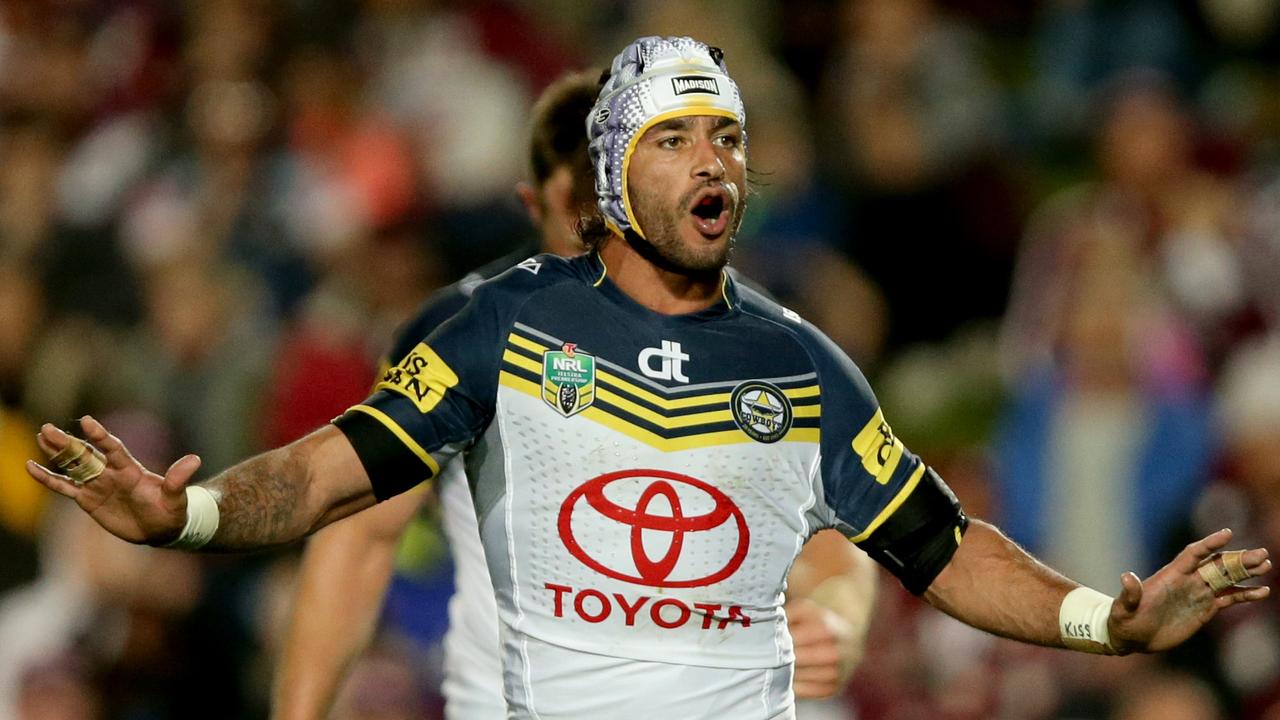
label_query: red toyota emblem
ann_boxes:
[558,469,750,588]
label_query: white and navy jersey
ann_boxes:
[336,253,966,718]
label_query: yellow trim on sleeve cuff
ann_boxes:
[347,404,441,477]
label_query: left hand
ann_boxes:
[1109,528,1271,654]
[786,597,857,699]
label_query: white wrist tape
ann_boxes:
[164,486,220,550]
[1059,586,1116,655]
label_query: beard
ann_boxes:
[627,181,744,276]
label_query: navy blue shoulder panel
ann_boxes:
[334,253,584,500]
[734,286,927,539]
[421,252,586,406]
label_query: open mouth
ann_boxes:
[689,190,730,238]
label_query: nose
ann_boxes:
[692,137,725,181]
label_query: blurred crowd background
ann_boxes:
[2,0,1280,718]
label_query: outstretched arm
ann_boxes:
[925,520,1271,654]
[26,416,377,551]
[273,487,427,720]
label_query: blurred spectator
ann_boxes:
[1111,669,1225,720]
[0,262,46,593]
[353,0,534,269]
[1004,74,1248,376]
[0,120,63,261]
[822,0,1021,350]
[0,503,203,720]
[1237,171,1280,333]
[996,224,1213,591]
[1029,0,1198,144]
[330,639,436,720]
[15,653,103,720]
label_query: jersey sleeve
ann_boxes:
[807,329,968,594]
[332,277,523,502]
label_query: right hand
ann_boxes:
[786,597,857,699]
[27,416,202,545]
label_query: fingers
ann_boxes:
[794,645,842,671]
[37,423,73,455]
[78,415,134,470]
[163,455,202,494]
[1214,585,1271,609]
[1185,529,1234,562]
[1172,529,1236,575]
[1118,572,1143,613]
[1244,549,1271,574]
[793,663,842,700]
[793,680,839,701]
[25,459,81,500]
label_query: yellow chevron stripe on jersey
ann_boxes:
[505,348,819,426]
[500,371,819,450]
[595,386,734,428]
[504,348,543,375]
[785,384,820,400]
[793,403,820,418]
[507,336,725,410]
[507,331,549,357]
[347,404,441,477]
[851,408,905,485]
[847,463,927,543]
[506,331,821,414]
[598,364,819,411]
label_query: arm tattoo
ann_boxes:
[200,444,314,551]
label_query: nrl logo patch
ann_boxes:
[730,381,793,444]
[542,343,596,417]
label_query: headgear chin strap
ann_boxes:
[587,36,747,239]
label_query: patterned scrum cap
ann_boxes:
[587,36,747,239]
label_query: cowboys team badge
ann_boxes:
[730,381,793,443]
[542,343,596,417]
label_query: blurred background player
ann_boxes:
[271,68,877,720]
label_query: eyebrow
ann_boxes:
[652,118,692,133]
[712,116,739,132]
[651,116,741,133]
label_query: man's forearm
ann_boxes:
[923,519,1077,647]
[200,426,376,551]
[200,444,315,550]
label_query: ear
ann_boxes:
[516,181,543,225]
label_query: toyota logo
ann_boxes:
[558,469,750,588]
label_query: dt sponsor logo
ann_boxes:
[557,469,749,587]
[638,339,690,383]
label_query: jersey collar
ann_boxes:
[586,252,738,324]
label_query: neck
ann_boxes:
[597,232,724,315]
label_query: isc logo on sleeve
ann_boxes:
[375,343,459,414]
[851,408,905,484]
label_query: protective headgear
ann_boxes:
[587,36,746,239]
